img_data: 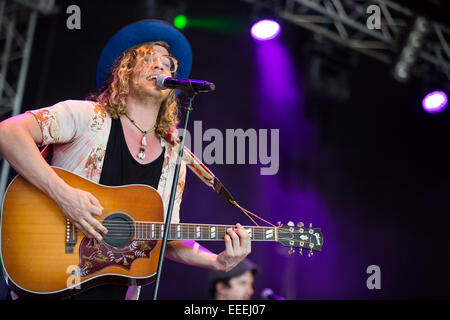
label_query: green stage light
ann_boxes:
[174,15,187,29]
[188,18,241,33]
[173,16,244,34]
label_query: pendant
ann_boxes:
[141,135,147,146]
[137,147,146,160]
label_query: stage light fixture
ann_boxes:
[250,19,281,41]
[393,16,430,82]
[174,15,187,29]
[422,90,448,114]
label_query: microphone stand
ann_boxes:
[152,88,198,300]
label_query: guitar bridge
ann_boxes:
[65,219,77,253]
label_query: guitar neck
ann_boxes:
[131,222,277,242]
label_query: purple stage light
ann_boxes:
[250,19,281,41]
[422,91,448,113]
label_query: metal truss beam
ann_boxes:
[0,0,56,197]
[243,0,450,80]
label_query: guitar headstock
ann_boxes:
[276,221,323,257]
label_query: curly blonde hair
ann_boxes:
[93,41,179,138]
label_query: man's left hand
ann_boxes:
[215,223,251,272]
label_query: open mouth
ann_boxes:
[146,75,157,81]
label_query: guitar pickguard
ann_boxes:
[78,238,157,277]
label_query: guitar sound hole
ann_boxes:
[102,214,134,247]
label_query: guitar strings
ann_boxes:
[99,222,313,238]
[98,221,288,231]
[79,221,313,242]
[99,222,276,228]
[98,222,278,232]
[5,230,311,242]
[98,220,313,230]
[23,220,317,245]
[99,221,277,227]
[80,235,312,244]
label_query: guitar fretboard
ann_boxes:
[130,222,277,242]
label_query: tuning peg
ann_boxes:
[299,248,303,256]
[297,222,304,228]
[288,248,295,255]
[277,221,283,227]
[287,221,294,227]
[308,249,314,258]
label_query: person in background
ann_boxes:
[208,258,260,300]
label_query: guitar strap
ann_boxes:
[40,134,274,227]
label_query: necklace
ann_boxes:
[124,112,157,160]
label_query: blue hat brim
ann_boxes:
[96,19,192,90]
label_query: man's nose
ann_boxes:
[152,60,164,71]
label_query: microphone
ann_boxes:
[261,288,286,300]
[155,75,215,93]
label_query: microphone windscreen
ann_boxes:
[156,75,168,90]
[261,288,273,300]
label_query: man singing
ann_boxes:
[0,20,251,300]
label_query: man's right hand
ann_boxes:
[52,185,108,242]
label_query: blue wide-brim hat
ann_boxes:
[96,19,192,90]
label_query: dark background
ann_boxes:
[1,0,449,300]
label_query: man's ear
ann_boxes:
[215,282,226,295]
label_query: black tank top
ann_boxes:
[99,117,165,187]
[69,117,165,300]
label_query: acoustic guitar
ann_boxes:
[0,167,323,299]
